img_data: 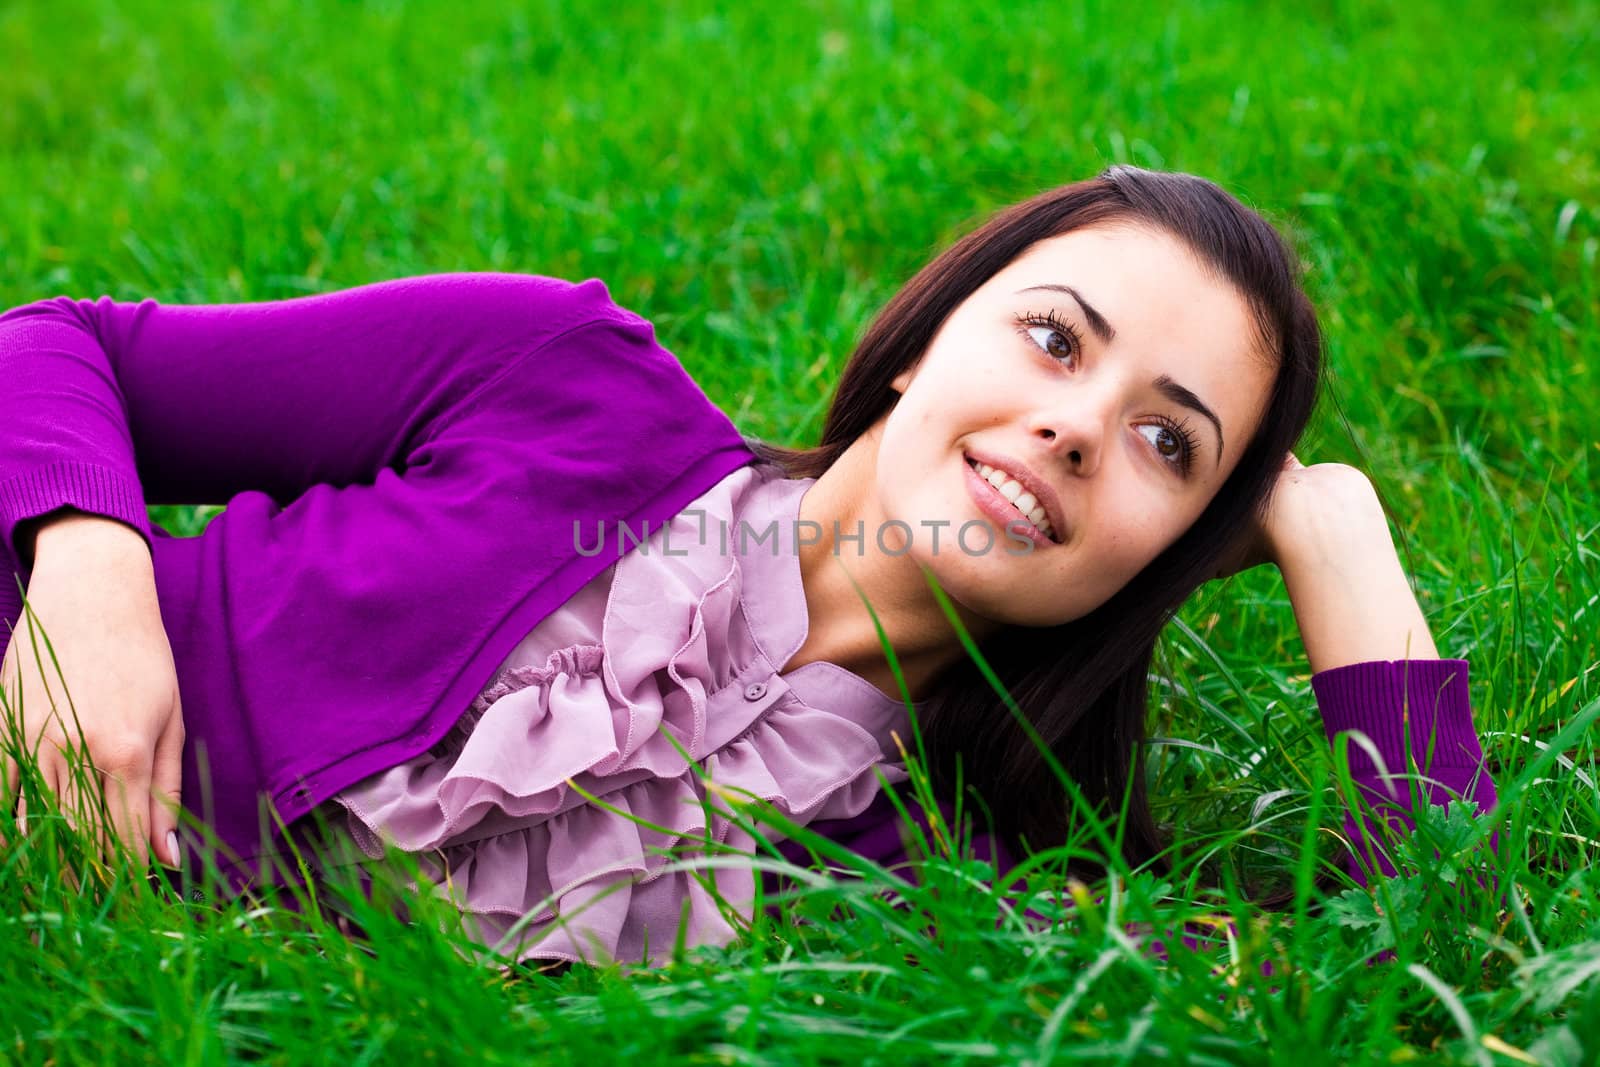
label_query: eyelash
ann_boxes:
[1012,310,1200,477]
[1147,415,1199,477]
[1013,309,1083,365]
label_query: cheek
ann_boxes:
[871,433,948,526]
[1087,540,1155,599]
[1091,491,1194,576]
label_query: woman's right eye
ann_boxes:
[1014,311,1084,367]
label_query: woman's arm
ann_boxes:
[0,272,761,871]
[0,274,605,865]
[1261,458,1496,883]
[0,273,623,572]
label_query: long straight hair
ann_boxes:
[746,167,1323,871]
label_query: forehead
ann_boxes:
[982,223,1276,464]
[995,223,1249,333]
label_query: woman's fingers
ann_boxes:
[34,755,79,855]
[0,729,173,868]
[3,754,170,870]
[53,758,95,852]
[55,754,115,862]
[100,750,153,869]
[149,706,184,868]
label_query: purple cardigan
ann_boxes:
[0,273,1497,892]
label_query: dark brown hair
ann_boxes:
[746,166,1323,873]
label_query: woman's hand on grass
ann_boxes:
[1215,454,1441,673]
[0,516,185,870]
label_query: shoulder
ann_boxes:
[365,272,660,352]
[417,274,743,445]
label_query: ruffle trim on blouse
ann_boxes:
[326,643,894,964]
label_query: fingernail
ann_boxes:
[166,831,181,869]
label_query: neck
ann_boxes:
[780,423,1000,702]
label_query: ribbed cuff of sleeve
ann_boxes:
[0,459,153,564]
[1312,659,1483,775]
[1312,660,1500,886]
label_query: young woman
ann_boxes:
[0,167,1496,967]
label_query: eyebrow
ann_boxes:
[1155,375,1225,465]
[1018,283,1225,466]
[1018,284,1116,345]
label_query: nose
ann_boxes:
[1034,388,1112,478]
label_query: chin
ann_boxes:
[918,556,1076,630]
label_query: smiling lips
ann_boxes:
[963,457,1062,547]
[962,451,1064,545]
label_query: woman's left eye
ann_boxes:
[1136,422,1195,473]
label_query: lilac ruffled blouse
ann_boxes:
[314,462,914,966]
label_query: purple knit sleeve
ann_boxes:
[0,273,624,636]
[1312,658,1497,884]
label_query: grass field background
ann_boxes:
[2,0,1598,1063]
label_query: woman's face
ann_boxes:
[873,222,1276,628]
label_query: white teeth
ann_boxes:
[972,460,1056,541]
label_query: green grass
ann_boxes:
[2,0,1598,1062]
